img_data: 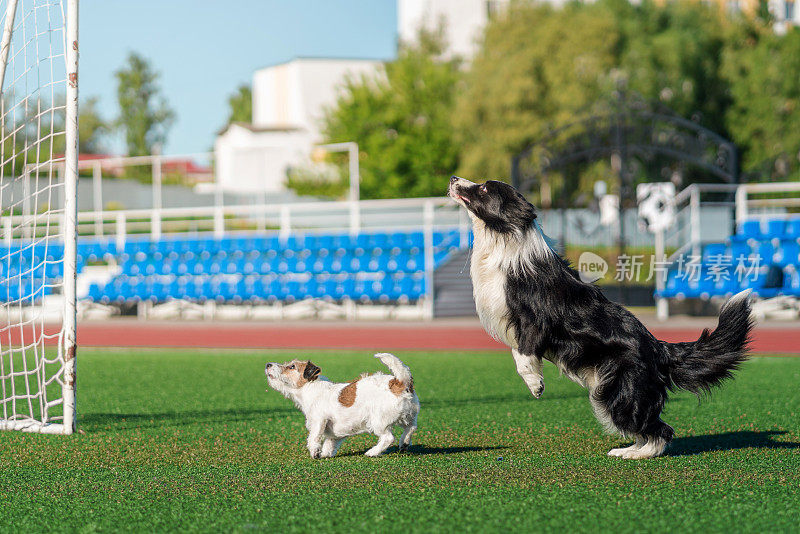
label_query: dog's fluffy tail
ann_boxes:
[665,289,754,395]
[374,352,413,385]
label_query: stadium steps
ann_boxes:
[433,248,476,317]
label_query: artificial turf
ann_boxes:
[0,348,798,533]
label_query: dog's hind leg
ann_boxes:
[608,436,645,457]
[619,422,673,459]
[365,428,395,457]
[321,437,344,458]
[512,349,545,398]
[398,418,417,452]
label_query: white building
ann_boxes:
[771,0,799,34]
[215,58,381,194]
[398,0,509,60]
[215,2,508,195]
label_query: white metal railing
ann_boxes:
[735,182,800,226]
[75,152,214,240]
[665,183,739,263]
[1,196,468,244]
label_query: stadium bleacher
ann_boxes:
[5,219,798,307]
[0,242,69,304]
[1,229,465,305]
[658,217,800,300]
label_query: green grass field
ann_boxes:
[1,349,798,533]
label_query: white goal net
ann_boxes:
[0,0,78,434]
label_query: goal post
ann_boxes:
[0,0,79,435]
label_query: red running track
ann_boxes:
[3,321,796,354]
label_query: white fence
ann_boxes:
[735,182,800,224]
[664,183,739,263]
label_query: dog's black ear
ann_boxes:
[304,361,321,381]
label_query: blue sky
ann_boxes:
[81,0,397,155]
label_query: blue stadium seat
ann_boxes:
[702,243,728,262]
[730,243,751,264]
[5,230,461,305]
[87,282,103,302]
[766,220,786,239]
[775,242,800,267]
[754,242,776,266]
[740,220,762,239]
[784,268,800,296]
[786,219,800,240]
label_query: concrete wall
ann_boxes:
[1,177,253,212]
[252,58,382,139]
[398,0,510,60]
[214,125,311,194]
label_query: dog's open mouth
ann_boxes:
[448,188,470,205]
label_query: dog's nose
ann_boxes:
[266,363,273,369]
[450,175,459,184]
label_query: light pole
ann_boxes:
[314,142,360,233]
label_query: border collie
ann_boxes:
[448,176,753,459]
[265,353,419,458]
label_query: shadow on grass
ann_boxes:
[667,430,800,456]
[81,407,295,430]
[407,444,509,456]
[424,392,584,409]
[338,445,508,458]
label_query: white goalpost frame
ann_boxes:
[0,0,79,435]
[61,0,79,435]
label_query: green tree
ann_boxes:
[455,0,734,203]
[115,52,175,156]
[79,96,109,154]
[755,0,774,26]
[722,24,800,179]
[313,28,462,199]
[2,94,109,176]
[616,0,730,136]
[455,2,620,185]
[226,84,252,125]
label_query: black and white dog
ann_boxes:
[448,176,753,459]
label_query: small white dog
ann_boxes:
[265,353,420,458]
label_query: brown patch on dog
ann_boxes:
[338,380,358,407]
[389,378,414,396]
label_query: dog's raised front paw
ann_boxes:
[527,378,544,398]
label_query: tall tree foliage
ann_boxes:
[115,52,175,156]
[226,84,252,125]
[311,0,800,199]
[1,95,109,177]
[316,28,462,199]
[454,1,621,183]
[455,0,732,200]
[616,0,730,135]
[722,24,800,179]
[78,96,110,154]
